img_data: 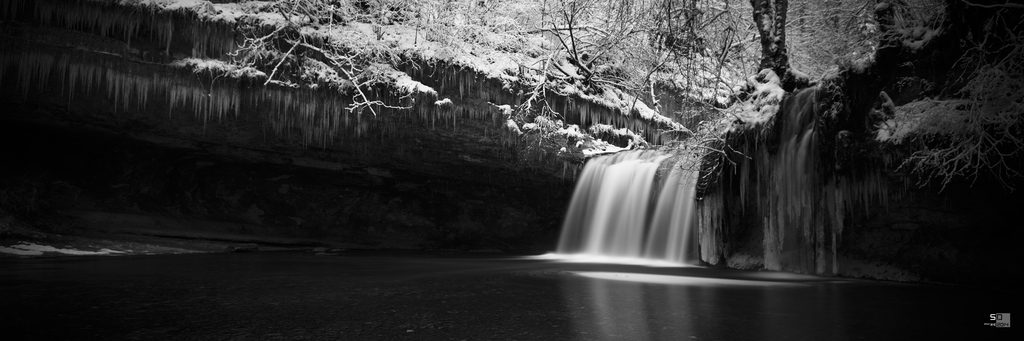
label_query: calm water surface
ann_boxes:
[0,251,1012,340]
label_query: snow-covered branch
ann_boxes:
[961,0,1024,9]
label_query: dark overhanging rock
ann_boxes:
[0,0,708,253]
[1,0,689,173]
[0,0,652,251]
[693,1,1023,288]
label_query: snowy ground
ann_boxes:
[0,242,128,256]
[0,223,281,258]
[0,234,215,258]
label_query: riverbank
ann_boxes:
[0,211,395,258]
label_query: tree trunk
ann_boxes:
[749,0,791,86]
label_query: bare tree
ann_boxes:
[228,0,410,117]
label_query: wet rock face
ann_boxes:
[0,0,582,252]
[698,85,1022,289]
[0,118,571,252]
[845,183,1022,288]
[0,0,622,253]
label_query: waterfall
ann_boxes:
[556,150,700,265]
[764,87,820,272]
[693,86,890,275]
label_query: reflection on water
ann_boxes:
[2,252,1004,340]
[574,271,811,287]
[531,253,688,267]
[554,263,1004,341]
[562,269,850,341]
[572,276,655,340]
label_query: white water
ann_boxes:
[555,150,700,265]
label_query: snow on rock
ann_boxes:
[875,99,971,143]
[0,245,42,256]
[111,1,533,89]
[504,120,524,135]
[170,58,267,79]
[434,98,453,107]
[728,69,787,130]
[309,21,536,89]
[878,91,896,114]
[127,0,208,11]
[522,116,608,145]
[558,84,686,132]
[581,139,627,157]
[505,119,522,135]
[393,75,436,96]
[788,67,811,84]
[492,103,514,118]
[557,124,586,140]
[583,123,648,153]
[588,123,643,142]
[119,0,253,23]
[110,0,690,139]
[875,110,930,143]
[588,123,616,134]
[365,64,437,96]
[0,243,128,256]
[850,55,875,74]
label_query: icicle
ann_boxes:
[0,0,24,21]
[163,18,173,56]
[0,52,9,87]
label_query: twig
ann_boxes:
[265,37,301,86]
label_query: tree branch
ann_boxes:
[961,0,1024,9]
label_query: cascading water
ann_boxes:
[556,150,700,265]
[694,86,889,275]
